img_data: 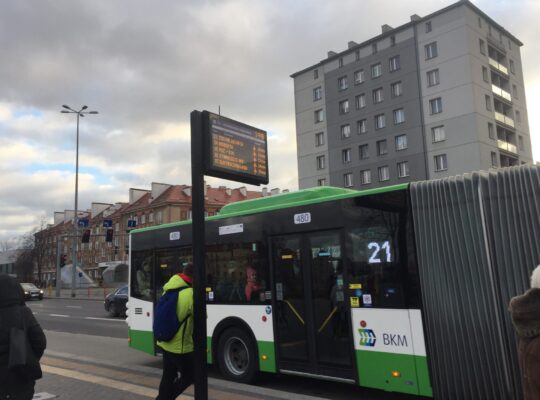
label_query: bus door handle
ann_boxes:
[317,306,337,333]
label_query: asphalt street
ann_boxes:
[27,297,127,338]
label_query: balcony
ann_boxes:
[497,139,518,154]
[489,57,509,75]
[492,84,512,102]
[494,111,515,128]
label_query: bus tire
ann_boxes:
[217,327,258,383]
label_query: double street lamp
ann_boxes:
[60,105,98,297]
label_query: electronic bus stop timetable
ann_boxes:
[190,110,269,399]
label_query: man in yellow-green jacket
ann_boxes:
[156,263,194,400]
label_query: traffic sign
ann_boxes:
[78,219,89,227]
[103,219,112,228]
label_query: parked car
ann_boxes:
[21,283,43,300]
[104,285,128,317]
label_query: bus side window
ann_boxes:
[131,252,153,302]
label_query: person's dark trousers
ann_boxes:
[156,350,194,400]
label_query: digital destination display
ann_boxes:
[203,111,269,185]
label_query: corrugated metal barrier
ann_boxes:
[410,165,540,399]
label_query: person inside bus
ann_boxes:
[156,263,194,400]
[509,264,540,400]
[136,257,152,300]
[245,263,261,302]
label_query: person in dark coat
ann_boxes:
[0,274,47,400]
[509,265,540,400]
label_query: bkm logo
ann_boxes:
[358,320,376,347]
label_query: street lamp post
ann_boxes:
[60,105,98,298]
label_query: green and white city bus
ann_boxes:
[127,165,540,400]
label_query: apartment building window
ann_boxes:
[482,66,489,83]
[425,42,438,60]
[360,170,371,185]
[397,161,409,178]
[315,132,324,146]
[317,178,326,186]
[395,134,407,150]
[510,59,515,74]
[519,135,524,151]
[315,109,324,123]
[372,87,384,104]
[149,213,154,222]
[341,124,351,139]
[375,114,386,129]
[434,154,448,171]
[427,69,439,87]
[339,99,349,114]
[314,69,319,79]
[342,148,351,163]
[344,173,353,187]
[512,84,518,99]
[393,108,405,124]
[339,57,344,68]
[355,49,360,61]
[316,155,325,170]
[372,43,378,54]
[371,63,382,78]
[485,95,492,111]
[354,70,365,85]
[391,81,402,97]
[338,76,348,91]
[389,55,400,72]
[313,86,322,101]
[355,93,366,109]
[429,97,443,114]
[377,140,388,156]
[508,39,512,50]
[141,214,146,224]
[359,144,369,160]
[425,21,432,33]
[390,35,396,46]
[516,110,521,123]
[432,126,445,142]
[479,39,486,55]
[488,123,495,139]
[378,166,390,182]
[478,17,482,28]
[357,119,367,134]
[491,152,498,167]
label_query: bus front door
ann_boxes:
[272,231,354,381]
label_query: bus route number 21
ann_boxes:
[294,212,311,225]
[368,241,392,263]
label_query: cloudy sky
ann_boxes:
[0,0,538,246]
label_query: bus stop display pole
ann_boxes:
[190,110,208,400]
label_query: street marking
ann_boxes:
[42,364,194,399]
[65,305,82,309]
[84,317,126,322]
[33,393,57,399]
[48,314,69,318]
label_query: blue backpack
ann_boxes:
[153,285,189,342]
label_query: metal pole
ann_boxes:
[55,236,62,297]
[191,110,208,399]
[72,112,80,298]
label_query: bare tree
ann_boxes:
[0,240,12,252]
[14,249,34,283]
[18,216,49,285]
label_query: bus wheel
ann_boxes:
[217,327,257,383]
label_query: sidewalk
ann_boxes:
[42,286,116,301]
[35,354,332,400]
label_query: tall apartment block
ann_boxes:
[291,0,533,189]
